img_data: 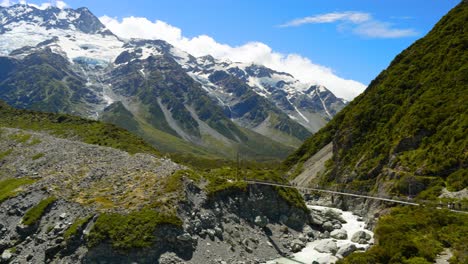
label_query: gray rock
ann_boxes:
[322,221,334,231]
[320,231,330,239]
[214,227,223,237]
[206,229,216,240]
[176,233,192,242]
[244,246,253,253]
[330,229,348,240]
[298,234,308,243]
[303,225,314,238]
[314,240,337,254]
[351,231,371,243]
[279,226,289,234]
[254,215,268,228]
[1,250,12,261]
[59,213,67,219]
[290,239,306,253]
[337,243,357,257]
[232,230,241,238]
[310,215,324,226]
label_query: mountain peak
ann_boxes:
[0,4,108,34]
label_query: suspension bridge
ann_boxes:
[244,179,467,213]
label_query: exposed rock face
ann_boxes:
[177,182,312,263]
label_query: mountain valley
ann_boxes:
[0,1,467,264]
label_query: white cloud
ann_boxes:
[281,11,418,38]
[101,16,366,100]
[280,12,371,27]
[354,21,418,38]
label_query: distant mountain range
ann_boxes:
[0,4,347,160]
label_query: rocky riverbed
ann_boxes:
[268,205,374,264]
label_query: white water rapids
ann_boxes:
[268,205,374,264]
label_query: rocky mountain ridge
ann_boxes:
[0,3,347,160]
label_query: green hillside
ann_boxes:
[0,100,159,156]
[286,1,468,197]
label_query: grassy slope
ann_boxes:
[285,1,468,195]
[0,100,160,156]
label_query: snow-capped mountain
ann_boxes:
[0,4,347,160]
[184,56,346,133]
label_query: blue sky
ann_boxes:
[12,0,461,98]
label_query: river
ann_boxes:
[268,205,374,264]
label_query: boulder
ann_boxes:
[298,234,308,243]
[176,233,192,242]
[320,231,330,239]
[279,226,289,234]
[206,229,216,240]
[337,243,357,257]
[310,213,325,226]
[214,227,223,237]
[303,225,314,238]
[330,229,348,240]
[245,246,253,253]
[322,221,334,231]
[1,250,12,262]
[314,240,337,254]
[254,215,268,228]
[290,239,306,253]
[351,231,372,244]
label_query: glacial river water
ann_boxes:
[268,205,374,264]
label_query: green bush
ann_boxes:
[22,196,57,226]
[87,209,182,250]
[64,215,92,241]
[446,169,468,192]
[339,206,468,264]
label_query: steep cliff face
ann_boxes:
[286,1,468,198]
